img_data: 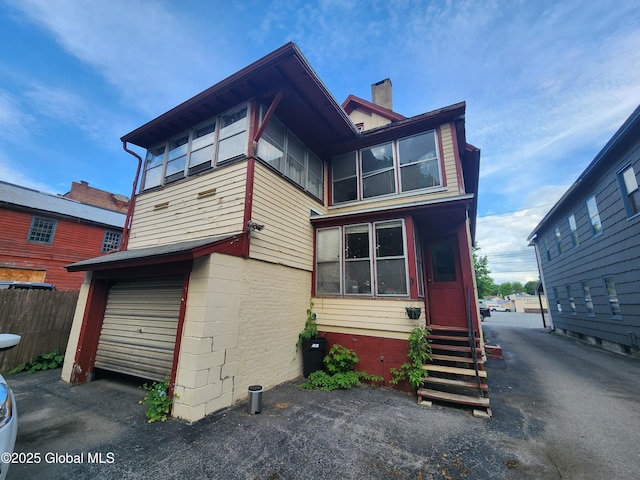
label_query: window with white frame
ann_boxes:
[102,231,122,253]
[315,220,408,297]
[604,276,622,317]
[586,195,602,235]
[568,214,579,247]
[28,216,56,244]
[141,103,249,190]
[256,107,324,200]
[553,286,562,312]
[332,130,441,204]
[618,164,639,217]
[545,237,552,261]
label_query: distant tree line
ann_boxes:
[473,247,538,299]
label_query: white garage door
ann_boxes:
[95,277,183,381]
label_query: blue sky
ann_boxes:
[2,0,639,284]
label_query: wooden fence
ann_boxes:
[0,290,78,372]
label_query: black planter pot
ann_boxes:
[301,337,327,378]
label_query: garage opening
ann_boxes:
[94,277,183,381]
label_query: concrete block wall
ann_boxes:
[173,253,309,422]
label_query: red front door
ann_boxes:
[426,237,467,328]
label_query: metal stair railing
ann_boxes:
[466,286,483,396]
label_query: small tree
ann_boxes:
[512,281,524,294]
[473,246,495,298]
[498,282,513,298]
[524,280,538,295]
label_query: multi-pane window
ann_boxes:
[332,152,358,203]
[332,130,441,204]
[361,143,395,198]
[256,107,324,200]
[566,285,576,314]
[619,165,639,217]
[315,220,408,297]
[568,214,579,247]
[398,131,441,192]
[28,217,56,244]
[102,231,122,253]
[604,276,622,317]
[586,195,602,235]
[554,226,563,255]
[142,103,248,190]
[582,282,595,315]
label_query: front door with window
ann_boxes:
[426,237,466,327]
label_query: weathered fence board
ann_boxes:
[0,290,78,372]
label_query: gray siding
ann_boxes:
[537,139,640,348]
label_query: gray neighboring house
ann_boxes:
[528,104,640,355]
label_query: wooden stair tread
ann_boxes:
[428,325,470,332]
[430,345,473,353]
[423,376,488,391]
[431,354,484,365]
[429,335,481,342]
[418,388,490,407]
[423,364,487,377]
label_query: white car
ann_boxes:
[0,334,20,480]
[491,305,511,312]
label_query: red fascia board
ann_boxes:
[342,95,406,121]
[311,196,473,228]
[66,234,245,272]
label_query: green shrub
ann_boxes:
[301,344,382,391]
[389,326,432,390]
[140,378,175,423]
[9,348,64,374]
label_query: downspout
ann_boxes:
[121,141,143,251]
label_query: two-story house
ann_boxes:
[528,104,640,356]
[0,181,125,291]
[62,43,486,421]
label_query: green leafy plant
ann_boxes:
[140,378,175,423]
[390,326,432,390]
[301,344,383,391]
[9,348,64,374]
[296,299,319,349]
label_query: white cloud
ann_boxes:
[0,88,34,141]
[5,0,229,115]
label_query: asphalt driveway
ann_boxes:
[6,313,640,479]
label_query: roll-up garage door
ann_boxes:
[94,277,183,381]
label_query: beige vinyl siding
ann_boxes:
[128,162,247,248]
[440,123,461,194]
[348,109,393,131]
[313,297,424,339]
[249,162,326,271]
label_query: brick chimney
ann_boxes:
[371,78,393,110]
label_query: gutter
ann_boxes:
[120,141,143,251]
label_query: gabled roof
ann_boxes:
[0,181,125,228]
[121,42,359,157]
[528,103,640,241]
[342,94,406,122]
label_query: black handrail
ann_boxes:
[466,286,482,396]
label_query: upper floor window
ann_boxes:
[28,216,56,244]
[256,107,323,200]
[544,238,551,261]
[141,103,248,190]
[554,226,563,255]
[316,219,408,297]
[585,195,602,236]
[102,231,122,253]
[332,130,441,204]
[568,214,579,247]
[618,164,639,217]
